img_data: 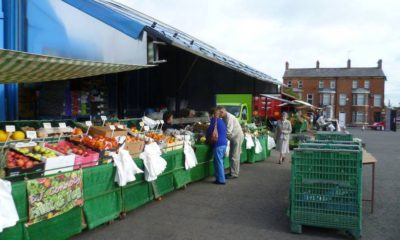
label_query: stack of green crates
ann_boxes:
[290,138,363,239]
[315,131,353,141]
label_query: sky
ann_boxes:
[117,0,400,106]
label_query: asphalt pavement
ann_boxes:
[73,129,400,240]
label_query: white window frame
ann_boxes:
[353,94,366,106]
[287,80,292,88]
[322,93,331,105]
[298,80,303,89]
[352,80,358,89]
[319,80,324,89]
[307,94,313,105]
[330,80,336,89]
[339,94,347,106]
[365,80,370,89]
[374,94,382,107]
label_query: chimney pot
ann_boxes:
[316,60,320,69]
[377,59,382,69]
[285,61,289,70]
[347,59,351,68]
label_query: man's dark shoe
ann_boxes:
[225,174,238,179]
[213,181,226,185]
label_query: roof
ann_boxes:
[284,67,386,78]
[260,94,294,104]
[0,49,151,83]
[63,0,280,85]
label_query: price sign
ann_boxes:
[43,123,52,129]
[117,125,124,129]
[26,131,37,139]
[5,125,15,133]
[160,120,164,124]
[109,125,116,130]
[58,122,67,128]
[85,121,93,127]
[139,122,144,127]
[144,126,150,131]
[101,116,107,121]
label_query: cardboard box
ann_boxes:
[89,126,127,138]
[125,140,145,156]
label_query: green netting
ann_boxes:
[194,144,213,163]
[82,164,118,199]
[190,162,208,182]
[122,181,153,212]
[26,207,82,240]
[290,149,362,236]
[83,189,122,229]
[0,222,27,240]
[173,169,191,189]
[151,173,175,198]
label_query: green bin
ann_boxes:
[122,181,153,212]
[173,168,191,189]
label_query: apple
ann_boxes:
[16,159,25,167]
[7,162,16,168]
[25,161,34,169]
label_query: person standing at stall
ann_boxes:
[218,106,244,179]
[206,108,227,185]
[275,112,292,164]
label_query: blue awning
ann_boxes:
[64,0,280,85]
[63,0,145,39]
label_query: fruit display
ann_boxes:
[70,135,118,150]
[126,135,144,143]
[145,132,166,142]
[0,130,25,142]
[72,128,84,135]
[16,145,58,160]
[46,142,92,157]
[6,150,41,170]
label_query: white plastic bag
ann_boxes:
[225,140,230,157]
[112,146,144,187]
[268,136,276,150]
[245,133,255,149]
[0,179,19,232]
[254,137,263,154]
[140,142,167,182]
[184,141,198,170]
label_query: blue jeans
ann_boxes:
[214,145,227,183]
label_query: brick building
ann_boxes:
[283,60,386,126]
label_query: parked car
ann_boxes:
[370,121,385,131]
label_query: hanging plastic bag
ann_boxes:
[245,133,255,149]
[140,142,167,182]
[225,140,230,157]
[254,137,263,154]
[0,179,19,233]
[268,135,276,150]
[184,141,197,170]
[112,145,144,187]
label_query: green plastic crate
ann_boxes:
[162,149,184,172]
[240,140,248,163]
[83,189,122,229]
[122,181,153,212]
[151,173,175,198]
[190,162,208,182]
[173,168,192,189]
[290,148,362,238]
[299,143,361,151]
[195,144,213,163]
[315,132,353,141]
[27,207,82,240]
[82,164,119,199]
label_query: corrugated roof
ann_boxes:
[64,0,280,85]
[284,67,386,78]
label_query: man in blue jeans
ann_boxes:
[207,108,227,185]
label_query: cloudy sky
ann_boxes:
[117,0,399,106]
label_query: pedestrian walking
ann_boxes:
[275,112,292,164]
[206,108,227,185]
[218,106,244,179]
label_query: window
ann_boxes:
[330,80,336,89]
[298,93,302,100]
[365,80,370,89]
[352,80,358,89]
[298,81,303,89]
[353,94,366,106]
[241,106,248,121]
[339,94,347,106]
[307,94,313,105]
[374,94,382,107]
[319,80,324,89]
[352,111,366,123]
[287,81,292,87]
[322,94,332,105]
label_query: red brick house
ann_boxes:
[283,60,386,126]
